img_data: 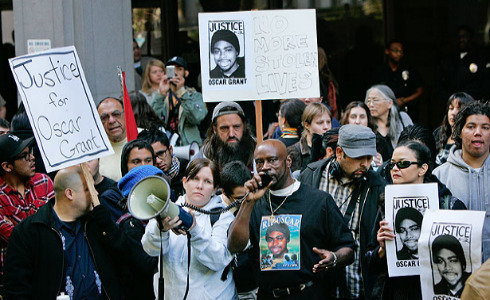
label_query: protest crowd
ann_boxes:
[0,13,490,300]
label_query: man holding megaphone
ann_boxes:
[228,140,356,299]
[141,158,237,299]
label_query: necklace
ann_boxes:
[268,183,295,220]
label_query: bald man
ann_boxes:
[228,140,355,299]
[4,165,128,300]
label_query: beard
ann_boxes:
[213,136,253,169]
[348,168,368,181]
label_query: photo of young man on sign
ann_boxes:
[431,234,471,298]
[209,25,245,79]
[395,207,423,260]
[208,20,245,79]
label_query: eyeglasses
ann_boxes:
[366,98,385,105]
[155,148,169,160]
[100,110,123,123]
[388,160,420,170]
[14,148,34,161]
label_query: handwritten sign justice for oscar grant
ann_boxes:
[9,46,113,172]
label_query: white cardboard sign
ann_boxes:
[419,210,484,300]
[199,9,320,102]
[385,183,439,277]
[9,46,113,172]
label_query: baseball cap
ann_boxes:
[338,124,377,158]
[0,133,35,161]
[212,101,245,122]
[166,56,188,70]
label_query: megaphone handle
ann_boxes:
[156,215,164,231]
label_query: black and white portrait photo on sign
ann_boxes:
[395,207,423,261]
[209,28,245,79]
[385,183,439,277]
[419,210,485,300]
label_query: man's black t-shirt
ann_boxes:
[249,183,355,298]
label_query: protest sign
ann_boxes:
[419,210,484,300]
[385,183,439,277]
[9,46,113,173]
[199,9,319,102]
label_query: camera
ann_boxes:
[166,65,175,79]
[260,173,273,188]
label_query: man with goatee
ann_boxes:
[198,101,256,170]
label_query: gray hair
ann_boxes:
[365,84,402,146]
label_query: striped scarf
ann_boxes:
[165,155,180,179]
[280,127,298,139]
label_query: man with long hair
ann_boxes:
[200,101,256,170]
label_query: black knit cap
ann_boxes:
[211,30,240,54]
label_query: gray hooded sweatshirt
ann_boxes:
[433,146,490,261]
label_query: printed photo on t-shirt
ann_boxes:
[259,215,301,271]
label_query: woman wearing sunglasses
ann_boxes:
[366,141,465,299]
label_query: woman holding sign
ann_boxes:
[367,141,463,299]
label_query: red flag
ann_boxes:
[122,71,138,141]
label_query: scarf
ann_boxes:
[165,155,180,179]
[280,127,299,139]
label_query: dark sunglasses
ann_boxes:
[388,160,420,170]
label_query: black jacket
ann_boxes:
[299,158,386,298]
[3,202,128,300]
[118,215,157,300]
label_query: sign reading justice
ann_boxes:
[9,46,113,172]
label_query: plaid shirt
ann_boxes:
[319,161,362,299]
[0,173,54,283]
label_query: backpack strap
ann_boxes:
[209,207,222,227]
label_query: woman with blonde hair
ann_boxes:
[288,102,332,172]
[139,59,166,104]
